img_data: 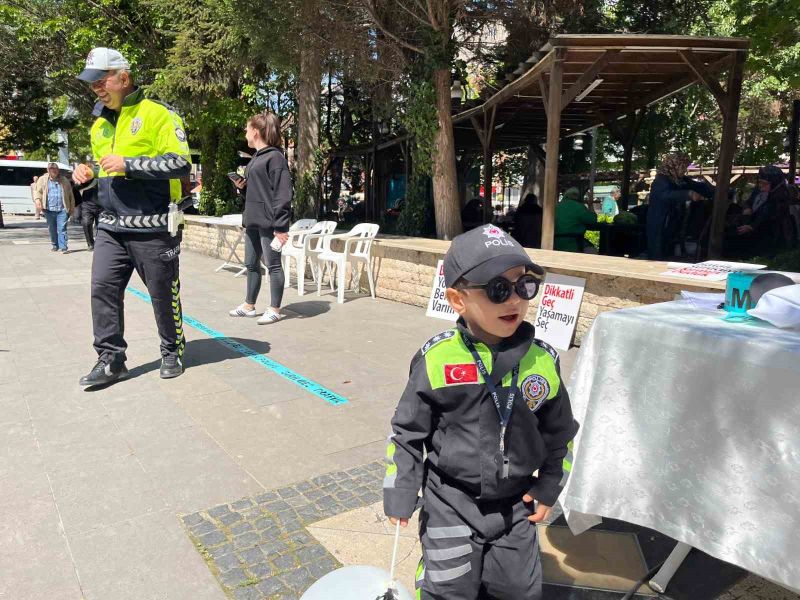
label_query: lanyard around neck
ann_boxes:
[461,336,520,455]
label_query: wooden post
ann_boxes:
[709,51,746,259]
[541,49,566,250]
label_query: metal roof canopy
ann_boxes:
[455,34,749,257]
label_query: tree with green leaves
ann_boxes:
[360,0,478,239]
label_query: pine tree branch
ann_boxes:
[362,0,424,54]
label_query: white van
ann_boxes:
[0,160,72,215]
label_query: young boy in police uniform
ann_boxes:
[384,225,579,600]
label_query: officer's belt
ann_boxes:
[99,211,168,229]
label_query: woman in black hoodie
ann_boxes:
[229,111,293,324]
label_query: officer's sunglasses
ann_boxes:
[459,273,541,304]
[90,71,118,90]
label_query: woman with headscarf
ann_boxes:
[646,153,704,260]
[555,187,597,252]
[728,165,795,257]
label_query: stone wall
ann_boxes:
[182,218,245,261]
[183,216,721,344]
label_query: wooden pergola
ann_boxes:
[453,34,750,257]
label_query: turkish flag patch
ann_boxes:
[444,363,479,385]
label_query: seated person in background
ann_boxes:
[727,165,794,257]
[555,187,597,253]
[647,153,704,260]
[513,193,543,248]
[601,187,620,217]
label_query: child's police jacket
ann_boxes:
[384,320,579,519]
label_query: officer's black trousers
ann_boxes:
[416,470,543,600]
[91,228,184,367]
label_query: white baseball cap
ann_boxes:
[77,47,131,82]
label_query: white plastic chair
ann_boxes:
[283,220,336,295]
[316,223,380,304]
[290,218,317,232]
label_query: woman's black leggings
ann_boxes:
[244,227,285,308]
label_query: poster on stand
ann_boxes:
[426,260,458,322]
[534,273,586,351]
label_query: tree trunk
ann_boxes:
[432,68,462,239]
[296,27,322,217]
[328,87,356,209]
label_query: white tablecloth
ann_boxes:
[561,300,800,591]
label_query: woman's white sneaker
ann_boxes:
[229,304,257,317]
[257,310,284,325]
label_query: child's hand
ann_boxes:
[522,493,552,523]
[389,517,409,527]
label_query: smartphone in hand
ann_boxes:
[227,172,244,183]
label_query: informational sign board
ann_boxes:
[426,260,458,322]
[533,273,586,351]
[661,261,766,282]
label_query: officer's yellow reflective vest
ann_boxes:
[90,87,191,233]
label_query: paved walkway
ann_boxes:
[1,217,795,600]
[0,217,456,599]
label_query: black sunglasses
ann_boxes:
[460,273,541,304]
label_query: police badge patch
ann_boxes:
[130,118,143,135]
[175,128,186,142]
[521,374,549,412]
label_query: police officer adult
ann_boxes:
[73,47,191,386]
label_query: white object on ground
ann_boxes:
[229,304,257,317]
[299,565,414,600]
[748,284,800,328]
[680,291,725,311]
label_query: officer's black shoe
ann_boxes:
[160,355,184,379]
[79,360,128,387]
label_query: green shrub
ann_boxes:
[614,211,637,226]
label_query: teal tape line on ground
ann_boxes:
[127,287,348,406]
